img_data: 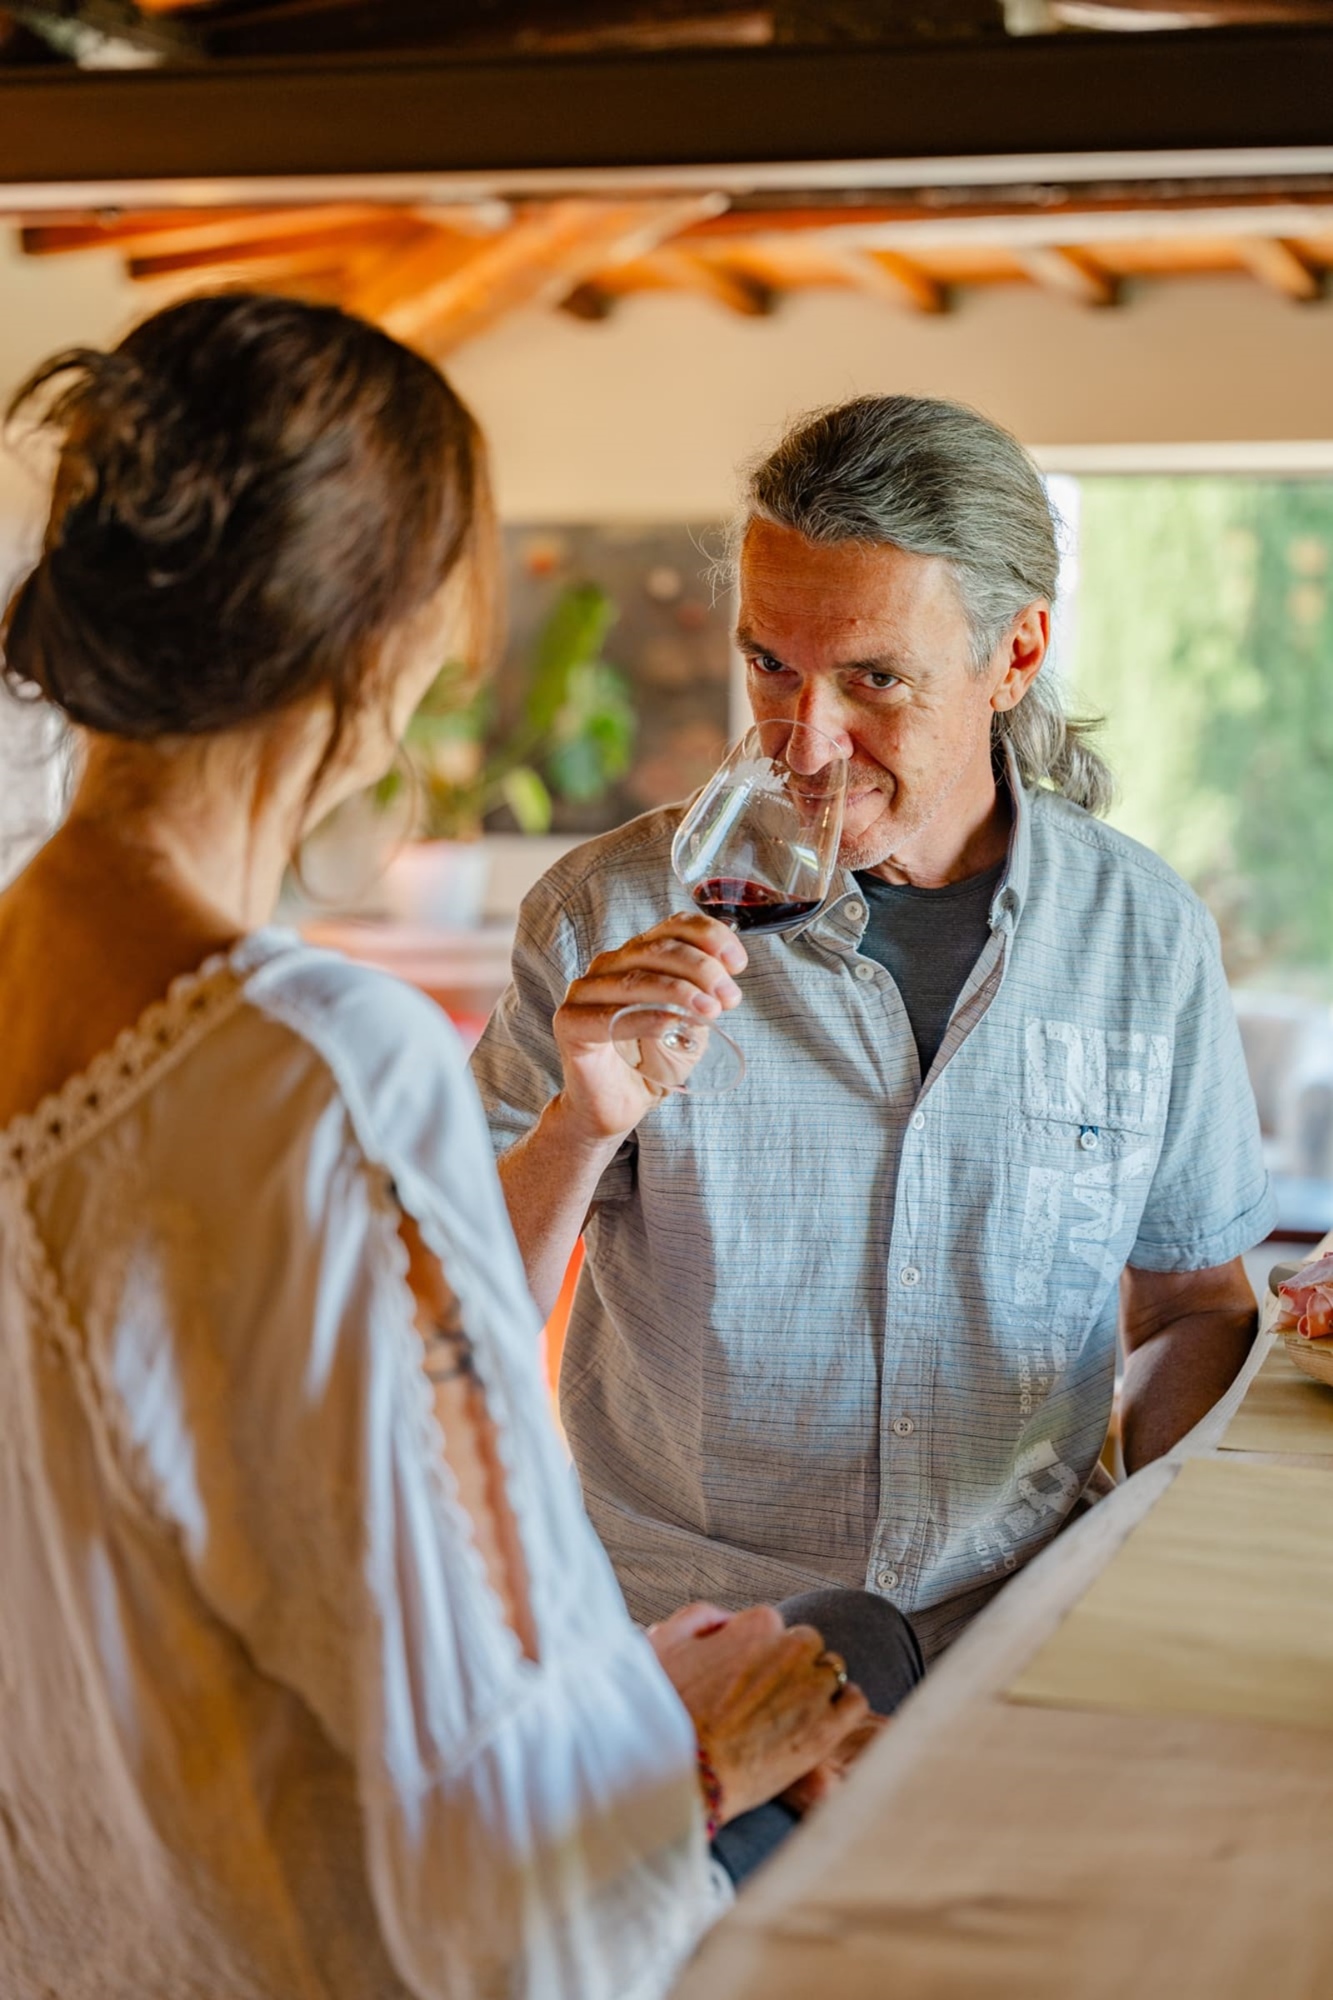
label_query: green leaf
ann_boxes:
[524,583,618,738]
[544,736,605,803]
[499,765,553,834]
[372,577,635,843]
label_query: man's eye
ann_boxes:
[862,672,901,691]
[748,654,788,675]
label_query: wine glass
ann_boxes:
[610,719,848,1095]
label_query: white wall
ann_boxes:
[446,275,1333,521]
[0,242,142,542]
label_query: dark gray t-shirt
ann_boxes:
[853,861,1004,1079]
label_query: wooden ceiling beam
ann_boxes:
[341,224,487,330]
[703,237,949,311]
[19,202,420,260]
[120,217,435,281]
[359,195,725,351]
[631,245,778,315]
[863,248,949,313]
[679,185,1333,241]
[1019,243,1121,305]
[732,201,1333,259]
[4,31,1333,196]
[559,281,620,321]
[1234,234,1324,299]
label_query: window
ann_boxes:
[1055,473,1333,1236]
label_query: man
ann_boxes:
[471,395,1273,1661]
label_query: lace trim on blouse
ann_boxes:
[0,928,296,1186]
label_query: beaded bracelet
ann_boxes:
[696,1740,725,1840]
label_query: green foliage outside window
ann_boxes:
[1070,477,1333,995]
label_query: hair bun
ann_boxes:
[1,291,488,747]
[42,346,235,588]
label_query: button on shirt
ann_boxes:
[854,859,1004,1078]
[471,748,1274,1660]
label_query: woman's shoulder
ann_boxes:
[234,931,507,1228]
[237,928,477,1151]
[243,929,463,1057]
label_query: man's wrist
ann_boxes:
[541,1089,633,1164]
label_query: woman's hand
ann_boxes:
[648,1601,870,1826]
[552,914,746,1144]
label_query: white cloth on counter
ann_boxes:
[0,929,721,2000]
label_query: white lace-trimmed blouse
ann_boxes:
[0,929,721,2000]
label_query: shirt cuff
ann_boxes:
[1128,1178,1278,1274]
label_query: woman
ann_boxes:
[0,293,919,1999]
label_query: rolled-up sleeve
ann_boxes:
[1129,905,1275,1272]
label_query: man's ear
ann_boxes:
[990,601,1049,714]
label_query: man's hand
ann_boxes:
[778,1712,889,1814]
[495,915,746,1315]
[552,913,747,1144]
[648,1601,870,1826]
[1119,1256,1258,1470]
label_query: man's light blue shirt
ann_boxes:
[471,751,1274,1658]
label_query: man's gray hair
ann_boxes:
[737,395,1114,817]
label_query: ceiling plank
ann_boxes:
[1234,234,1324,299]
[1019,243,1120,305]
[360,195,725,350]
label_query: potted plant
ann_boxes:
[378,581,634,927]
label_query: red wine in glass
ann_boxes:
[692,876,822,935]
[610,721,847,1094]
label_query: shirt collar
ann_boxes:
[811,736,1033,946]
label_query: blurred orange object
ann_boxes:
[541,1239,584,1403]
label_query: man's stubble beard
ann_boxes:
[835,751,976,876]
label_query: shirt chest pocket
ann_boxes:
[1022,1018,1171,1134]
[1011,1018,1171,1314]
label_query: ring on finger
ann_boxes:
[816,1648,849,1703]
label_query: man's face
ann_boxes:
[737,518,1035,873]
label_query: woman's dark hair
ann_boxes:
[1,290,495,760]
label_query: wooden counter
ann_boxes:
[673,1245,1333,2000]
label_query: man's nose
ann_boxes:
[785,692,854,770]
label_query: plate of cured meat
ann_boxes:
[1275,1254,1333,1389]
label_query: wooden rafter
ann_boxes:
[571,243,777,317]
[1233,235,1324,300]
[21,204,392,259]
[718,238,948,313]
[1019,244,1121,306]
[637,245,777,316]
[120,217,435,281]
[12,185,1333,349]
[342,226,485,334]
[863,249,949,314]
[349,195,725,351]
